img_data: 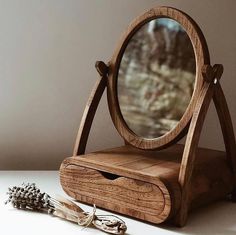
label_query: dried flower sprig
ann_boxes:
[5,183,127,235]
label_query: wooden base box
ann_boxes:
[60,144,234,224]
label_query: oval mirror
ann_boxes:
[107,7,209,149]
[117,18,196,139]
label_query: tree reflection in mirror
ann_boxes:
[117,18,196,139]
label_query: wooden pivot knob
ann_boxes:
[95,61,109,77]
[202,64,224,83]
[213,64,224,81]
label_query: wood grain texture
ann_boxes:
[175,64,233,226]
[61,6,236,228]
[107,6,210,150]
[60,144,234,224]
[73,61,108,156]
[61,165,167,223]
[176,80,215,226]
[213,83,236,200]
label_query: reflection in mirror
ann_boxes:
[118,18,196,139]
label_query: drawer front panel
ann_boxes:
[60,164,171,223]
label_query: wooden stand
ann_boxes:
[60,62,236,226]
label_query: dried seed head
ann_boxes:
[5,183,55,213]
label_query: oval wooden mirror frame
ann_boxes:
[107,6,210,150]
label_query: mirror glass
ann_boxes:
[117,18,196,139]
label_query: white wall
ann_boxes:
[0,0,235,169]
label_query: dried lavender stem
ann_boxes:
[5,183,127,235]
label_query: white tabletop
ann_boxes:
[0,171,236,235]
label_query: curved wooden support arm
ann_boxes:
[73,61,109,156]
[176,64,225,226]
[213,83,236,189]
[176,81,215,226]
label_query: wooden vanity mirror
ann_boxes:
[60,6,236,227]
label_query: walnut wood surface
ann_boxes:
[61,6,236,228]
[60,144,234,224]
[213,83,236,199]
[107,6,210,150]
[175,65,236,226]
[176,80,215,226]
[62,165,168,223]
[73,62,108,156]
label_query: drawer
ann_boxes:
[60,160,174,224]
